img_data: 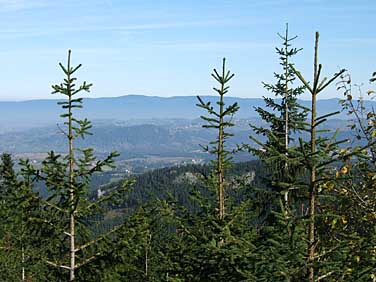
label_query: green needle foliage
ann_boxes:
[291,32,346,282]
[247,25,309,281]
[249,24,308,213]
[252,24,307,154]
[16,50,132,281]
[196,57,239,220]
[0,153,23,280]
[162,58,258,282]
[0,154,48,281]
[1,27,376,282]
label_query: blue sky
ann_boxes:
[0,0,375,100]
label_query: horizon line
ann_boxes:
[0,94,348,103]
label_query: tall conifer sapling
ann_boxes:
[197,58,239,220]
[291,32,346,282]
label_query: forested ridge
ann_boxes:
[94,160,263,214]
[0,28,375,282]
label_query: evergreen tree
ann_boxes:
[0,154,47,281]
[196,57,239,219]
[291,32,346,282]
[249,24,308,218]
[251,24,307,157]
[247,25,309,280]
[18,50,131,281]
[0,153,20,280]
[159,58,259,281]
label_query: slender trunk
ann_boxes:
[70,189,75,282]
[145,244,148,281]
[145,233,151,281]
[284,24,290,210]
[21,196,25,282]
[292,31,344,281]
[284,24,289,155]
[22,246,25,282]
[67,50,76,282]
[218,58,225,220]
[308,32,319,282]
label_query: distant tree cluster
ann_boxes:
[0,26,375,281]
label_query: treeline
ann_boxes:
[0,27,375,282]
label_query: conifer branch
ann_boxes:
[45,260,70,270]
[75,253,101,269]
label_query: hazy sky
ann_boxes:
[0,0,374,100]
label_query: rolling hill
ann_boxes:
[0,95,367,132]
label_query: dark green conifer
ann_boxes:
[248,25,308,280]
[196,57,239,219]
[0,154,46,281]
[250,24,307,194]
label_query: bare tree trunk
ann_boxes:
[284,24,290,210]
[218,59,225,220]
[69,110,76,281]
[145,233,151,281]
[69,204,75,282]
[22,246,25,282]
[292,31,345,282]
[67,50,76,282]
[284,25,289,155]
[308,31,319,282]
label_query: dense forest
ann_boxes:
[0,28,375,282]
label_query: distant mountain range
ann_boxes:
[0,119,250,156]
[0,95,369,132]
[0,94,365,168]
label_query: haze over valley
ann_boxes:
[0,94,366,172]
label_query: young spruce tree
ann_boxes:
[196,57,239,220]
[291,32,346,282]
[23,50,130,281]
[248,25,308,280]
[250,24,307,218]
[163,59,258,281]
